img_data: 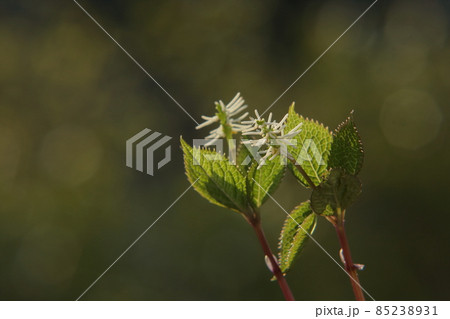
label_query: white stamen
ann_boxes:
[196,93,250,142]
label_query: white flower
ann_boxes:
[241,110,302,168]
[196,93,249,145]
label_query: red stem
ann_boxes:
[334,217,365,301]
[251,219,295,301]
[291,159,365,300]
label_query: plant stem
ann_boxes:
[250,219,295,301]
[334,208,365,301]
[291,160,317,190]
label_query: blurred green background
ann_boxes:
[1,0,449,300]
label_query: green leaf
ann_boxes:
[328,113,364,175]
[285,103,333,188]
[181,137,249,214]
[278,200,317,274]
[247,156,285,208]
[235,142,255,174]
[310,169,362,215]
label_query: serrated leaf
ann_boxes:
[181,137,249,214]
[310,169,362,215]
[329,114,364,175]
[247,156,285,208]
[285,103,333,188]
[278,200,317,274]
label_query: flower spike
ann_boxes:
[241,110,302,168]
[196,93,250,145]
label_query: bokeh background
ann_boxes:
[1,0,449,300]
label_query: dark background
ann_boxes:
[0,0,449,300]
